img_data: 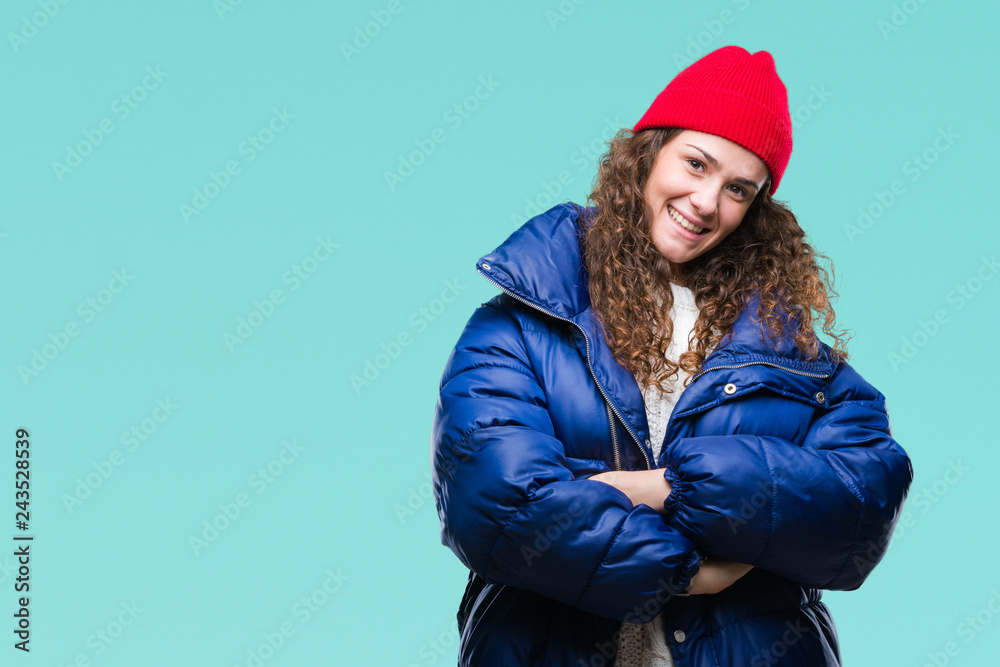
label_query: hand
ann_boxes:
[685,558,753,595]
[589,469,672,515]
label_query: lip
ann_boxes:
[667,204,710,238]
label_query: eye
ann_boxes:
[686,158,704,171]
[728,184,747,198]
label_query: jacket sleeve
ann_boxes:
[660,358,913,591]
[431,295,702,622]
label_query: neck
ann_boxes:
[652,254,690,288]
[670,268,690,288]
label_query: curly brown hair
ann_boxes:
[572,127,852,394]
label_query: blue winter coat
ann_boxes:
[431,202,913,667]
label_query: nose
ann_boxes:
[688,182,719,220]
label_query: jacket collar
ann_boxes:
[477,203,836,452]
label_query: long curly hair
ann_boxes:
[573,127,852,394]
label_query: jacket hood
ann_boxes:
[476,202,837,376]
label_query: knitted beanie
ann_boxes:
[633,46,793,194]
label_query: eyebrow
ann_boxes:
[684,143,764,192]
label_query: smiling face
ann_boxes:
[643,130,770,280]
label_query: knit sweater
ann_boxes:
[615,282,704,667]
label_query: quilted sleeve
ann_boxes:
[661,359,913,590]
[431,294,702,622]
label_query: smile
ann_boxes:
[668,205,707,235]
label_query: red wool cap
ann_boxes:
[633,46,793,194]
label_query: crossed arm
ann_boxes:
[590,361,914,592]
[433,298,913,620]
[589,468,753,594]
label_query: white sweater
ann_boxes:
[615,282,704,667]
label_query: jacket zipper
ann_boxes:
[605,401,622,471]
[477,268,649,470]
[691,360,830,382]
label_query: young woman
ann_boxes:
[430,46,913,667]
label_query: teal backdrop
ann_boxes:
[2,1,998,665]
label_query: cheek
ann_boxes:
[717,204,750,235]
[645,178,667,204]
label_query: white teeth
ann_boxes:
[669,206,705,234]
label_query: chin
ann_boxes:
[650,247,690,270]
[651,237,695,263]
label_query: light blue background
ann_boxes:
[2,1,997,665]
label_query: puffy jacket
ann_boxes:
[431,202,913,667]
